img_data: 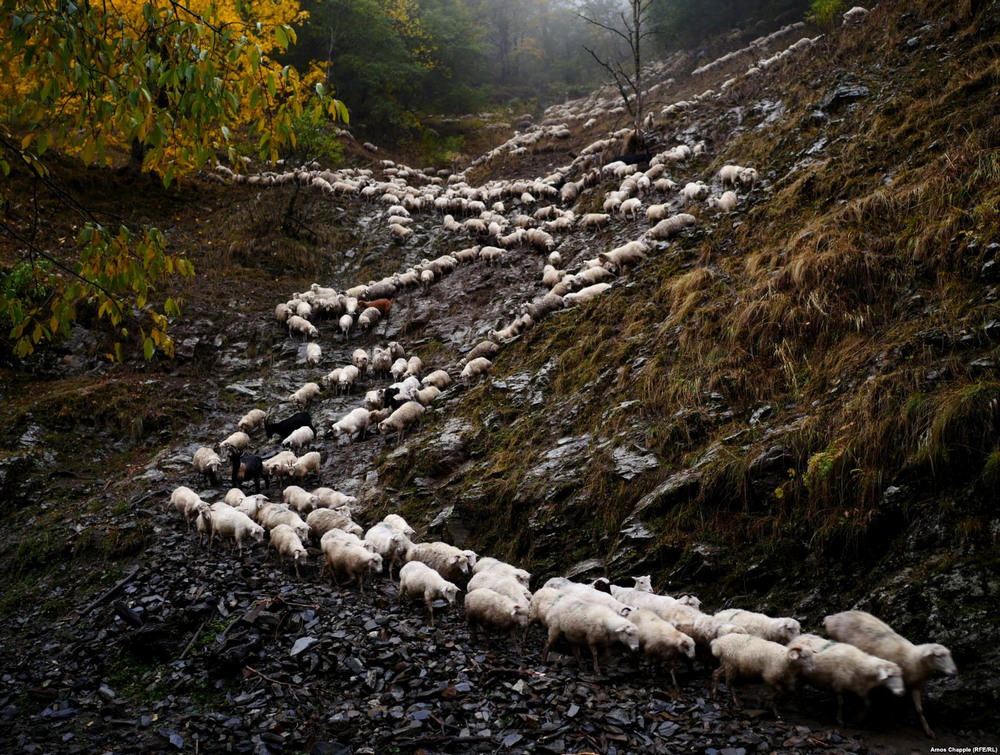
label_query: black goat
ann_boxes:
[230,452,270,492]
[263,411,314,439]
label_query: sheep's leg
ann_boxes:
[911,688,935,738]
[768,689,782,719]
[542,628,560,663]
[587,642,603,675]
[426,600,435,628]
[710,667,723,698]
[835,692,846,727]
[669,662,679,693]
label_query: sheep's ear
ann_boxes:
[877,668,890,681]
[788,648,803,661]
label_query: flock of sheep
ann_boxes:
[170,4,960,739]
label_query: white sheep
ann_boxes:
[192,447,223,485]
[224,487,246,507]
[648,213,696,240]
[461,340,500,366]
[378,400,425,443]
[738,167,758,190]
[714,608,801,643]
[542,597,640,674]
[842,5,868,24]
[619,197,642,220]
[268,523,309,576]
[262,450,297,479]
[351,348,370,376]
[337,365,360,395]
[322,535,383,592]
[307,508,362,540]
[542,264,564,288]
[289,382,321,409]
[578,213,610,229]
[708,190,738,213]
[571,266,614,288]
[472,557,531,587]
[287,315,318,340]
[288,450,321,479]
[465,588,529,652]
[421,370,452,390]
[543,577,632,617]
[599,239,648,273]
[282,485,319,514]
[313,487,356,510]
[205,503,265,555]
[681,181,710,203]
[371,348,392,379]
[630,575,653,591]
[305,342,322,366]
[169,486,208,530]
[281,425,314,453]
[338,314,353,338]
[358,307,382,331]
[531,586,575,626]
[645,203,670,222]
[364,522,412,576]
[238,409,267,434]
[219,431,251,456]
[405,541,471,584]
[257,502,310,541]
[390,223,413,240]
[823,610,957,737]
[389,357,409,381]
[563,282,612,306]
[610,585,698,617]
[789,633,906,727]
[236,493,267,520]
[322,368,343,389]
[717,164,744,188]
[413,385,441,406]
[381,513,416,538]
[628,609,697,688]
[330,407,370,442]
[404,355,423,378]
[654,602,749,655]
[398,560,460,627]
[467,570,531,604]
[461,357,493,380]
[710,633,816,716]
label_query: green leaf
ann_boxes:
[274,24,288,50]
[143,337,154,360]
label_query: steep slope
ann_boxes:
[366,0,1000,726]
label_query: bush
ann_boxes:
[806,0,846,29]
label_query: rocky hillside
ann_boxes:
[1,0,998,752]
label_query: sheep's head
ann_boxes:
[787,644,814,672]
[250,524,266,543]
[679,593,701,609]
[632,575,653,592]
[616,623,641,653]
[921,644,958,676]
[877,662,906,696]
[293,548,308,567]
[442,585,459,606]
[782,618,802,640]
[678,635,697,660]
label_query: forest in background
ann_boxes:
[283,0,813,142]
